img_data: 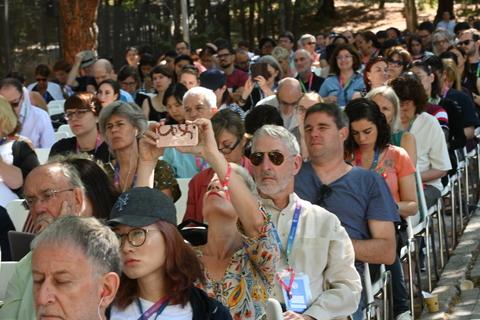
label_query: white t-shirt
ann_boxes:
[410,112,452,191]
[0,141,19,207]
[110,298,193,320]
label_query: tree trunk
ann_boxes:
[248,0,255,48]
[292,0,301,36]
[379,0,386,9]
[196,0,207,35]
[435,0,454,24]
[404,0,418,32]
[58,0,100,65]
[317,0,335,17]
[239,0,246,40]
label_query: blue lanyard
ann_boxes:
[272,202,302,265]
[136,296,169,320]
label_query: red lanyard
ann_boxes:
[276,267,296,299]
[76,132,102,154]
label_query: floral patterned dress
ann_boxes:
[195,208,279,320]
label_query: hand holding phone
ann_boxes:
[155,124,199,148]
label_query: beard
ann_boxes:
[256,171,290,197]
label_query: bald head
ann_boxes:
[24,163,86,233]
[277,78,303,113]
[278,78,302,95]
[93,59,115,85]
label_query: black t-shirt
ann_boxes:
[73,76,96,92]
[296,73,325,93]
[49,137,111,164]
[463,62,479,96]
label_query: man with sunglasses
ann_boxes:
[293,103,400,320]
[0,161,89,320]
[0,78,55,148]
[458,29,480,107]
[251,125,361,320]
[26,64,64,103]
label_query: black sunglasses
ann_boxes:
[317,184,332,206]
[457,39,472,46]
[249,151,286,166]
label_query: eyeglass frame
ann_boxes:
[115,228,159,247]
[277,93,304,110]
[457,39,473,47]
[64,108,93,121]
[218,138,241,155]
[23,188,76,210]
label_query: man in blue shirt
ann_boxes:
[294,103,400,319]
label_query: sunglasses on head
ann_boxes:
[317,184,332,206]
[249,151,287,166]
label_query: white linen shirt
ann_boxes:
[260,193,362,320]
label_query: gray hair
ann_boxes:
[98,101,147,137]
[257,55,283,81]
[252,125,300,156]
[31,216,121,277]
[41,161,85,191]
[271,46,290,62]
[300,34,315,46]
[365,86,402,133]
[432,29,453,54]
[182,86,217,110]
[230,163,257,194]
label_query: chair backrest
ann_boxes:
[56,124,73,137]
[266,298,284,320]
[0,261,18,299]
[47,100,66,116]
[8,231,35,261]
[6,199,29,232]
[34,148,50,164]
[54,131,69,142]
[175,178,190,222]
[408,167,428,238]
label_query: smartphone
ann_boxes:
[155,124,199,148]
[250,62,271,79]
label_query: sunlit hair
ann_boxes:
[98,101,147,138]
[364,56,388,91]
[252,124,300,156]
[64,92,102,116]
[385,46,412,68]
[31,216,121,278]
[0,95,19,136]
[441,58,461,91]
[114,220,204,308]
[365,86,402,133]
[182,86,217,110]
[344,98,391,153]
[390,75,427,114]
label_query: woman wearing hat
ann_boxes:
[109,187,232,319]
[142,118,280,319]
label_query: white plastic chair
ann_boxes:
[175,178,190,222]
[5,199,29,232]
[57,124,73,137]
[0,261,18,299]
[34,148,50,164]
[47,100,65,116]
[54,131,69,142]
[266,298,284,320]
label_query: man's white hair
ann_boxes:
[183,86,217,110]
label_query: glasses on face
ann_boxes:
[23,188,75,210]
[457,39,473,46]
[278,94,303,109]
[218,139,241,155]
[249,151,287,166]
[115,228,158,247]
[336,55,353,61]
[217,53,231,59]
[387,59,403,68]
[307,42,316,45]
[9,95,23,108]
[316,184,332,206]
[64,109,92,121]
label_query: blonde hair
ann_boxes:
[0,95,19,136]
[442,58,461,91]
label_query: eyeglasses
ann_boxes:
[115,228,159,247]
[307,42,316,45]
[249,151,288,166]
[433,39,448,46]
[218,139,241,155]
[217,53,231,59]
[336,55,353,61]
[387,59,403,67]
[23,188,75,210]
[36,78,47,82]
[457,39,473,46]
[316,184,332,206]
[9,95,23,108]
[64,109,92,121]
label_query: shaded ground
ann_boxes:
[318,0,479,33]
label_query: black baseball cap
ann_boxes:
[108,187,177,227]
[200,69,226,91]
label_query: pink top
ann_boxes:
[373,145,415,202]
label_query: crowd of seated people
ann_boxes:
[1,15,480,320]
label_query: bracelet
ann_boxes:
[219,162,232,200]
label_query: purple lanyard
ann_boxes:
[136,296,169,320]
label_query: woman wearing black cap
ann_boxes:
[142,118,280,319]
[108,187,232,319]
